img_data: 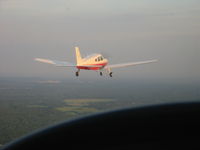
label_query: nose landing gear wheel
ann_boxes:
[100,72,103,76]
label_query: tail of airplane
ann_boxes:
[75,47,82,65]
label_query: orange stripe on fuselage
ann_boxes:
[77,63,107,70]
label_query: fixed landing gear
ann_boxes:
[107,68,113,77]
[75,72,79,77]
[109,72,113,77]
[99,71,112,77]
[75,69,112,77]
[75,69,80,77]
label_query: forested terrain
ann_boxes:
[0,78,199,147]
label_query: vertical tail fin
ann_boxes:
[75,47,82,65]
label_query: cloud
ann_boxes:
[36,80,61,84]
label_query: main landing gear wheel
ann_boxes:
[75,72,79,77]
[109,72,113,77]
[100,72,103,76]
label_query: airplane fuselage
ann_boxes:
[76,54,108,70]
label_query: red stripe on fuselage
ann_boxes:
[77,63,107,70]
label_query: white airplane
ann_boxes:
[35,47,157,77]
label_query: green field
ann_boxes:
[0,96,117,146]
[55,99,115,114]
[63,98,114,106]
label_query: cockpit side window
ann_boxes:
[96,56,104,62]
[98,57,100,61]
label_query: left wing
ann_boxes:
[105,59,158,69]
[35,58,76,67]
[35,58,105,68]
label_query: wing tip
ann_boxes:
[34,58,41,61]
[34,58,55,65]
[151,59,158,62]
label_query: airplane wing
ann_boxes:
[35,58,76,67]
[105,59,158,69]
[35,58,104,68]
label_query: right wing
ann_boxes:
[105,59,158,69]
[35,58,76,67]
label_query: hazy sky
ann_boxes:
[0,0,200,81]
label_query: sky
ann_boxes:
[0,0,200,81]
